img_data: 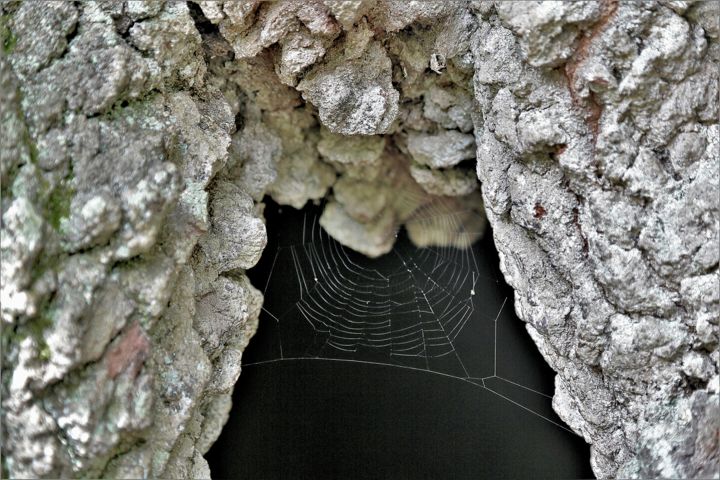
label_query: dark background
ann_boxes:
[207,200,593,479]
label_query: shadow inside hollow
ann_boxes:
[206,199,593,480]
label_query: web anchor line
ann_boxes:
[242,357,573,434]
[493,296,507,377]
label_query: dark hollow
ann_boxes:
[207,199,593,479]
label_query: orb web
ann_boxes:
[245,195,573,433]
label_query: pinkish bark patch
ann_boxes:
[106,323,151,379]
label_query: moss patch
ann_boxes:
[45,180,74,231]
[1,14,17,53]
[32,304,54,361]
[44,159,76,232]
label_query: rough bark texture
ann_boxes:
[1,1,718,479]
[471,1,719,477]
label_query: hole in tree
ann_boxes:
[206,198,592,479]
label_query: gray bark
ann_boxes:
[1,1,717,478]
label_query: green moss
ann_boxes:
[17,301,55,360]
[1,14,16,54]
[38,344,51,361]
[44,160,75,232]
[45,181,74,231]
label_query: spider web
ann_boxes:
[243,196,573,433]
